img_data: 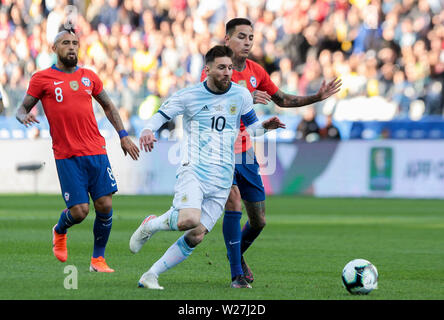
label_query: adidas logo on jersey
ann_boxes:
[202,105,209,111]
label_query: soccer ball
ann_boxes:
[342,259,378,295]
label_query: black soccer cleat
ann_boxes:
[230,275,252,288]
[241,256,254,283]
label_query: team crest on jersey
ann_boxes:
[230,104,237,115]
[64,192,70,201]
[250,76,257,88]
[69,81,79,91]
[81,77,91,87]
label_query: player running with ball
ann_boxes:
[130,45,285,289]
[201,18,342,287]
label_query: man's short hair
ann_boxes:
[226,18,252,36]
[205,45,233,65]
[53,27,77,45]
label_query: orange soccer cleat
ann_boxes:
[89,256,115,273]
[52,225,68,262]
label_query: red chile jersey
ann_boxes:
[201,59,278,153]
[27,65,106,159]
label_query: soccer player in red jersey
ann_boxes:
[16,29,140,272]
[202,18,341,287]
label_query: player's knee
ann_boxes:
[70,203,89,221]
[93,195,113,213]
[225,186,242,211]
[177,209,201,230]
[178,216,200,230]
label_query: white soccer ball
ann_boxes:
[342,259,378,295]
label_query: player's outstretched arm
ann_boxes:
[271,77,342,108]
[94,90,140,160]
[16,94,40,127]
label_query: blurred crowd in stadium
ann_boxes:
[0,0,444,139]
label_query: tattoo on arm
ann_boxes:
[16,94,39,120]
[271,89,320,108]
[94,90,125,132]
[22,95,39,112]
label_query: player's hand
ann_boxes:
[139,129,157,152]
[317,77,342,101]
[17,113,40,127]
[262,116,286,131]
[120,136,140,160]
[252,90,272,105]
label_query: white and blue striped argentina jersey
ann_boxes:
[155,81,256,189]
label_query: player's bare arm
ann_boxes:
[270,77,342,108]
[0,99,4,114]
[139,129,157,153]
[94,90,140,160]
[16,94,40,127]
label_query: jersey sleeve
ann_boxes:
[26,73,44,99]
[240,88,254,116]
[241,109,259,126]
[157,91,185,120]
[143,91,185,132]
[89,70,104,96]
[256,64,279,96]
[240,88,267,136]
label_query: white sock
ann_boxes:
[148,207,179,232]
[148,235,194,276]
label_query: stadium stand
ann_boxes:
[0,0,443,141]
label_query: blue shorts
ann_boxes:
[55,154,118,208]
[233,149,266,203]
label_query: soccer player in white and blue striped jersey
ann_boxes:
[129,45,285,289]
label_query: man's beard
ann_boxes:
[213,78,230,91]
[59,55,78,68]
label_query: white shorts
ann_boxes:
[172,166,230,232]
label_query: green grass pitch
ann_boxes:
[1,194,443,300]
